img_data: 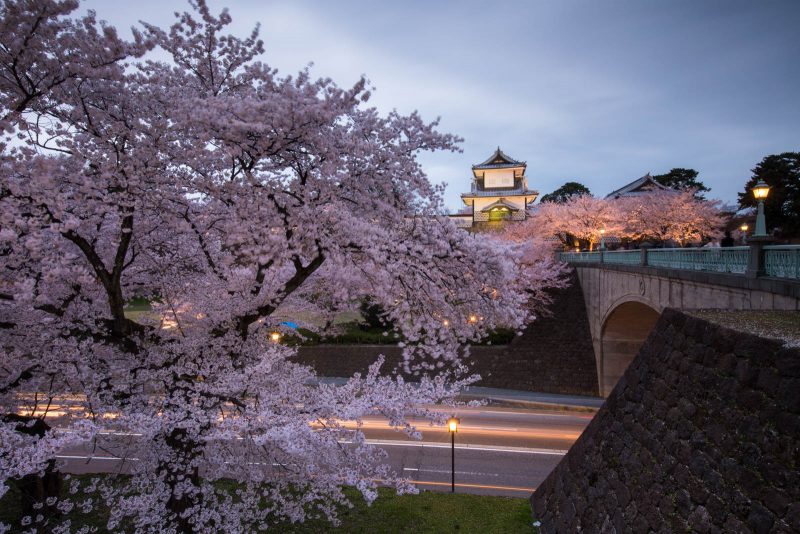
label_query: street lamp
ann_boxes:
[599,228,606,251]
[269,332,282,342]
[740,223,749,244]
[752,180,770,237]
[447,416,460,493]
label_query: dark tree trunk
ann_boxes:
[159,427,203,533]
[3,414,62,521]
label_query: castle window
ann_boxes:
[488,207,511,221]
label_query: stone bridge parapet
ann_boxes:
[573,262,800,395]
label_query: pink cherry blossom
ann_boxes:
[0,1,563,531]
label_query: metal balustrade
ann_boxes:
[602,250,641,266]
[559,245,800,281]
[646,247,749,274]
[764,245,800,280]
[560,251,601,263]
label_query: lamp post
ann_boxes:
[752,180,770,237]
[745,181,773,278]
[447,416,460,493]
[739,223,749,244]
[599,228,606,251]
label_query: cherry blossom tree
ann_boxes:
[518,194,624,250]
[620,190,726,246]
[0,1,564,531]
[513,191,725,250]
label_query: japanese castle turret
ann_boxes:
[450,147,539,229]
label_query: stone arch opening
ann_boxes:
[600,301,660,396]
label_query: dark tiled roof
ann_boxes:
[480,198,521,212]
[472,147,526,169]
[605,174,672,199]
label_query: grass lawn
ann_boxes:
[282,488,537,533]
[1,482,537,533]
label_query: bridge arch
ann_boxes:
[599,300,661,396]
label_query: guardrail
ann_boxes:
[559,244,800,281]
[647,247,749,274]
[765,245,800,279]
[602,250,642,266]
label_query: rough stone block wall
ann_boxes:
[531,309,800,532]
[480,270,598,396]
[292,345,503,383]
[293,271,599,396]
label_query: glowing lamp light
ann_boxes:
[752,180,771,236]
[447,417,460,433]
[468,315,478,324]
[270,332,282,342]
[740,224,749,232]
[751,180,770,200]
[442,319,450,327]
[447,416,461,492]
[600,228,606,235]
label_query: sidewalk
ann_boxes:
[459,385,604,412]
[313,377,605,412]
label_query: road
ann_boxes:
[53,405,592,497]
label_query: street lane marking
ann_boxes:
[403,467,499,477]
[56,456,539,494]
[409,480,536,492]
[57,455,139,461]
[357,439,568,455]
[60,434,568,456]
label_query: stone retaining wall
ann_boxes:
[530,309,800,532]
[292,272,599,395]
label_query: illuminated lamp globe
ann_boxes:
[752,180,770,200]
[447,417,460,433]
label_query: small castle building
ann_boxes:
[450,147,539,229]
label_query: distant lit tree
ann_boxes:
[521,195,623,250]
[737,153,800,238]
[516,191,725,249]
[621,190,726,246]
[539,181,591,203]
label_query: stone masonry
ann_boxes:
[531,308,800,532]
[293,271,599,396]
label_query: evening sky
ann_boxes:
[84,0,799,210]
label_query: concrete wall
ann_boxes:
[531,309,800,532]
[575,264,800,396]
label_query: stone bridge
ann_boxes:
[566,247,800,396]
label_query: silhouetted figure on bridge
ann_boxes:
[720,230,734,247]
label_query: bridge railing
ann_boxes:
[602,250,642,266]
[765,245,800,280]
[561,251,602,263]
[646,247,749,274]
[559,245,800,281]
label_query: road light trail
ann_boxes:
[16,393,591,497]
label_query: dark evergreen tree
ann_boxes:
[540,181,591,203]
[738,152,800,238]
[652,168,710,198]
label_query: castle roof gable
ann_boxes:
[472,147,526,170]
